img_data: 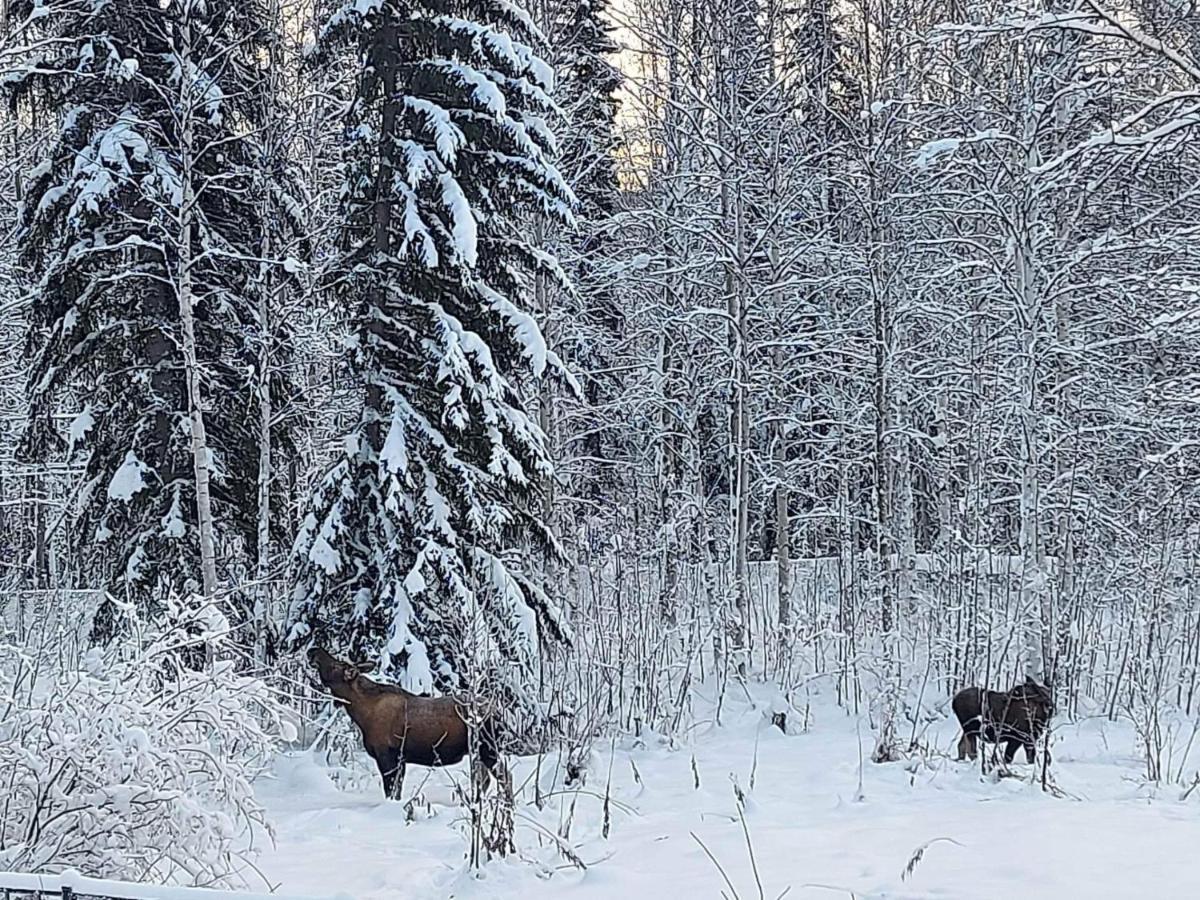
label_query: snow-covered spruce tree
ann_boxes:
[554,0,620,220]
[289,1,574,702]
[547,0,627,510]
[4,0,300,636]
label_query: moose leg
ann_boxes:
[377,759,396,799]
[377,751,405,801]
[473,722,502,795]
[962,732,978,761]
[1003,739,1020,765]
[390,761,406,801]
[1025,743,1036,764]
[473,733,502,795]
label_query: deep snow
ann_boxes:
[256,685,1200,899]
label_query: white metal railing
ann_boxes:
[0,871,348,900]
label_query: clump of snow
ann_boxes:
[307,518,342,575]
[477,281,549,376]
[68,403,94,455]
[439,173,478,267]
[380,408,410,475]
[406,97,466,165]
[915,136,963,168]
[108,450,149,501]
[160,487,187,538]
[915,128,1004,169]
[403,556,428,596]
[67,118,152,225]
[381,582,434,696]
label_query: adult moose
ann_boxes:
[952,677,1054,766]
[308,647,501,800]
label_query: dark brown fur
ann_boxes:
[952,677,1053,766]
[308,647,500,800]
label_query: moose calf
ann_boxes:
[952,677,1053,766]
[308,647,500,800]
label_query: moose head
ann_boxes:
[307,647,373,700]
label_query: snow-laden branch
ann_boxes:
[0,595,288,888]
[936,2,1200,173]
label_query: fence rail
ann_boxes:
[0,872,346,900]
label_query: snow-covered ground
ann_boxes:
[256,685,1200,899]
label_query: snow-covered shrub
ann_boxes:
[0,595,283,886]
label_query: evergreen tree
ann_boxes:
[288,0,574,701]
[5,0,300,635]
[556,0,621,221]
[550,0,626,509]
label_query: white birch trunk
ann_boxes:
[1017,66,1051,684]
[534,216,554,522]
[1016,235,1046,684]
[773,345,791,664]
[895,395,916,615]
[935,391,953,558]
[656,35,682,628]
[177,3,219,605]
[253,0,284,663]
[719,10,750,680]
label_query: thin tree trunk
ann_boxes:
[534,216,553,515]
[178,4,219,605]
[255,250,273,654]
[859,0,901,760]
[719,13,750,679]
[658,330,679,627]
[1049,45,1080,686]
[895,395,916,616]
[656,9,683,629]
[772,344,791,667]
[33,474,47,590]
[1017,234,1045,683]
[253,0,284,664]
[1017,72,1047,682]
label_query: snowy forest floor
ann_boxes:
[256,683,1200,899]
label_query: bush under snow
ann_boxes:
[0,596,283,887]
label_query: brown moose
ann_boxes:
[308,647,500,800]
[952,677,1053,766]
